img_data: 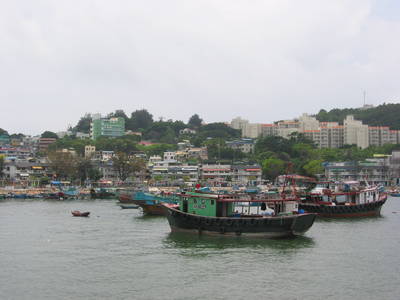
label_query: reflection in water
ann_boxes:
[163,231,315,253]
[134,214,164,221]
[315,214,385,224]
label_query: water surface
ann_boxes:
[1,198,399,299]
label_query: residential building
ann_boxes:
[2,160,51,182]
[226,139,255,153]
[187,147,208,160]
[230,117,261,138]
[324,159,390,185]
[90,116,125,140]
[276,120,300,138]
[0,135,10,145]
[344,115,369,149]
[179,128,197,135]
[85,145,96,158]
[231,165,262,185]
[163,151,177,161]
[261,124,278,137]
[76,132,90,139]
[38,138,57,152]
[200,164,232,184]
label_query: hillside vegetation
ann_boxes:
[315,103,400,129]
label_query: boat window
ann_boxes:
[211,200,214,205]
[183,200,188,213]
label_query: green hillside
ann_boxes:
[315,103,400,129]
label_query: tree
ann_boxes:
[48,151,77,180]
[255,136,292,155]
[76,158,101,183]
[262,158,286,180]
[0,128,8,136]
[198,123,241,139]
[109,110,129,122]
[39,176,50,186]
[188,114,203,128]
[128,109,153,130]
[73,114,92,133]
[41,131,58,139]
[112,152,146,182]
[303,159,324,177]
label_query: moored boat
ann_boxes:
[119,191,178,216]
[299,181,387,218]
[119,204,139,209]
[162,191,316,238]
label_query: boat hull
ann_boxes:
[162,205,316,238]
[119,204,139,209]
[299,196,387,218]
[71,211,90,217]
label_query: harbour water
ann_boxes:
[1,197,400,300]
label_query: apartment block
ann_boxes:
[90,116,125,140]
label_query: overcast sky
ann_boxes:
[1,0,400,135]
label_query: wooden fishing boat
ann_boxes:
[299,181,387,218]
[119,204,139,209]
[119,191,178,216]
[90,188,117,199]
[162,191,316,238]
[71,210,90,217]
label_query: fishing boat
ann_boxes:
[90,188,117,199]
[387,188,400,197]
[119,203,139,209]
[162,191,316,238]
[71,210,90,217]
[119,191,178,216]
[299,181,387,218]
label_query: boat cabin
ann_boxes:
[308,181,384,205]
[177,191,300,217]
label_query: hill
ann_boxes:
[315,103,400,129]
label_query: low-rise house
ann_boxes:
[324,158,390,185]
[200,164,232,184]
[2,159,51,182]
[226,139,255,153]
[38,138,57,152]
[0,147,33,160]
[163,151,177,161]
[231,165,262,185]
[187,147,208,160]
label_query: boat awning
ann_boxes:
[19,173,29,177]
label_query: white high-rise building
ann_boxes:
[344,115,369,149]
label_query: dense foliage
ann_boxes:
[316,103,400,129]
[41,131,58,139]
[255,135,400,179]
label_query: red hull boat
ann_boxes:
[71,210,90,217]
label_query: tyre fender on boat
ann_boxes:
[224,219,233,227]
[204,218,214,227]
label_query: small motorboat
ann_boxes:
[71,210,90,217]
